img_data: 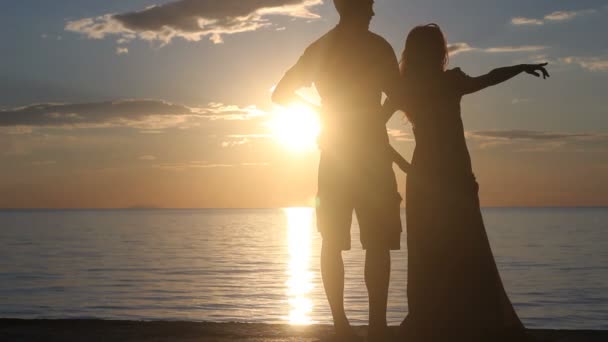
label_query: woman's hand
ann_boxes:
[394,158,411,174]
[523,63,550,79]
[389,145,411,174]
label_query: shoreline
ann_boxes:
[2,319,607,341]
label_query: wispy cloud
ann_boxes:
[65,0,323,47]
[204,103,267,120]
[511,98,531,105]
[138,155,157,161]
[449,43,548,56]
[387,129,414,142]
[0,100,267,130]
[561,56,608,72]
[469,130,594,141]
[511,17,544,26]
[544,9,597,21]
[115,47,129,55]
[484,46,548,53]
[41,33,63,41]
[153,161,269,171]
[221,138,250,148]
[221,134,272,148]
[0,99,197,130]
[511,8,597,26]
[448,42,475,55]
[468,130,608,151]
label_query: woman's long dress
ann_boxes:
[402,69,526,341]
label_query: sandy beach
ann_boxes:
[0,319,606,341]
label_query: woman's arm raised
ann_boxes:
[459,63,550,95]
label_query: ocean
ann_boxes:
[0,208,607,330]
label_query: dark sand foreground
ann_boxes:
[1,319,607,341]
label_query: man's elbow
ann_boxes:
[270,90,282,104]
[271,87,290,106]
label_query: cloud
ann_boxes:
[219,133,273,148]
[65,0,323,46]
[0,99,197,130]
[0,99,267,130]
[483,46,548,53]
[511,9,597,26]
[561,57,608,72]
[0,132,80,157]
[467,130,608,152]
[116,47,129,55]
[544,9,597,21]
[387,129,414,142]
[139,155,157,161]
[221,138,250,148]
[153,161,269,171]
[469,130,593,141]
[511,17,544,26]
[511,98,531,105]
[204,102,267,120]
[448,43,548,56]
[41,33,63,40]
[0,126,34,135]
[448,42,475,55]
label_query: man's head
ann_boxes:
[333,0,374,28]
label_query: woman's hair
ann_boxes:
[397,24,449,127]
[400,24,449,76]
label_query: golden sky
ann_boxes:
[1,0,607,208]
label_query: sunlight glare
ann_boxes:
[268,104,321,152]
[284,207,315,325]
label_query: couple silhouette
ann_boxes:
[272,1,549,341]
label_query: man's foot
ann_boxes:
[398,317,414,340]
[337,326,360,339]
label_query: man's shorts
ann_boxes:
[316,149,403,251]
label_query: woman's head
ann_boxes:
[401,24,448,75]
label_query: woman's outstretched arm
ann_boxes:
[460,63,550,95]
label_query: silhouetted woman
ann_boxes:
[385,24,549,341]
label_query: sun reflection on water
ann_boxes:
[284,207,315,325]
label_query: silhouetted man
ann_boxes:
[272,0,403,339]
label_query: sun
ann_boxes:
[267,103,321,152]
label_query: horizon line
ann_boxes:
[1,206,608,211]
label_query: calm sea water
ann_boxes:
[0,208,607,330]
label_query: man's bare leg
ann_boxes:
[321,241,353,336]
[365,248,391,337]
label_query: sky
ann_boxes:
[1,0,607,208]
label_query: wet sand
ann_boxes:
[1,319,607,341]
